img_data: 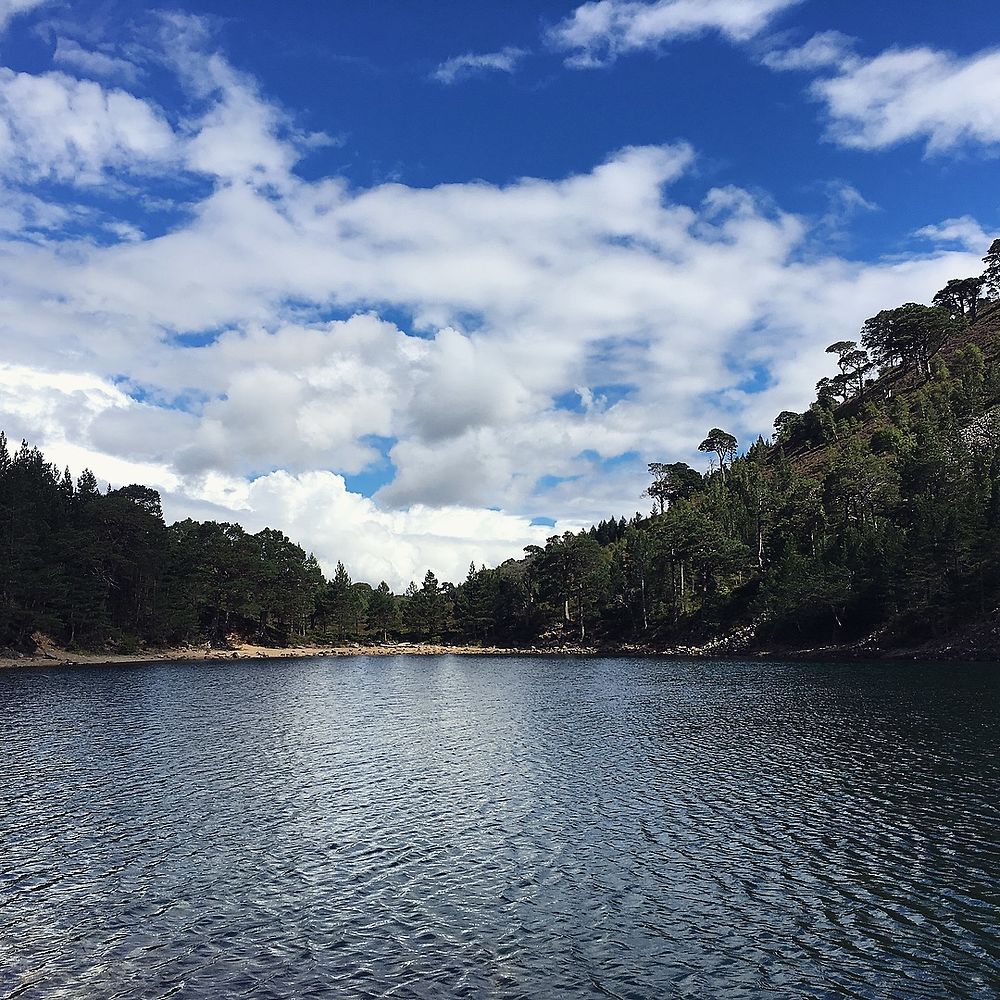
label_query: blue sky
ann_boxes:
[0,0,997,586]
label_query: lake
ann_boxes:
[1,656,998,999]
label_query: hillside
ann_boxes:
[783,299,1000,481]
[461,248,1000,659]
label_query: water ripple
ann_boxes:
[1,656,998,999]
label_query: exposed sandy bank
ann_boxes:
[0,635,529,670]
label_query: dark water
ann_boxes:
[1,657,998,999]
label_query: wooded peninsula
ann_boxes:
[4,241,1000,663]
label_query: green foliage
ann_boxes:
[861,303,962,376]
[825,341,873,399]
[644,462,702,514]
[524,533,611,640]
[400,570,451,640]
[697,428,738,475]
[0,450,325,650]
[870,424,908,456]
[367,581,400,641]
[933,277,984,322]
[318,561,365,639]
[982,239,1000,301]
[773,410,801,445]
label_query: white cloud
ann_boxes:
[183,81,297,187]
[432,46,527,84]
[103,219,145,242]
[0,69,176,183]
[762,30,854,72]
[817,180,877,237]
[0,360,552,589]
[185,471,554,591]
[52,38,141,84]
[732,247,985,429]
[548,0,801,67]
[0,186,78,233]
[2,134,981,522]
[1,19,993,585]
[915,216,992,254]
[0,0,50,34]
[0,14,327,191]
[805,44,1000,153]
[158,11,332,188]
[0,362,131,446]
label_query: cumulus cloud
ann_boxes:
[189,471,555,591]
[432,46,527,84]
[0,69,176,183]
[0,363,132,447]
[915,216,991,253]
[0,13,328,192]
[0,360,553,589]
[0,13,992,584]
[1,132,982,511]
[772,36,1000,153]
[547,0,801,67]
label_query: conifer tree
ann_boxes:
[982,239,1000,300]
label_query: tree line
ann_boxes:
[452,241,1000,648]
[3,240,1000,654]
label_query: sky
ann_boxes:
[0,0,998,589]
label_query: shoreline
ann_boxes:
[1,636,993,670]
[0,640,535,671]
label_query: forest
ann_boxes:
[3,240,1000,657]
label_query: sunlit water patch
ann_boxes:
[1,656,998,999]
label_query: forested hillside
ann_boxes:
[3,241,1000,658]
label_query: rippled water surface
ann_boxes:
[2,656,999,999]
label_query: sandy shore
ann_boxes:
[6,627,965,670]
[0,639,535,670]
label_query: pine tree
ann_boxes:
[367,581,399,642]
[982,239,1000,300]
